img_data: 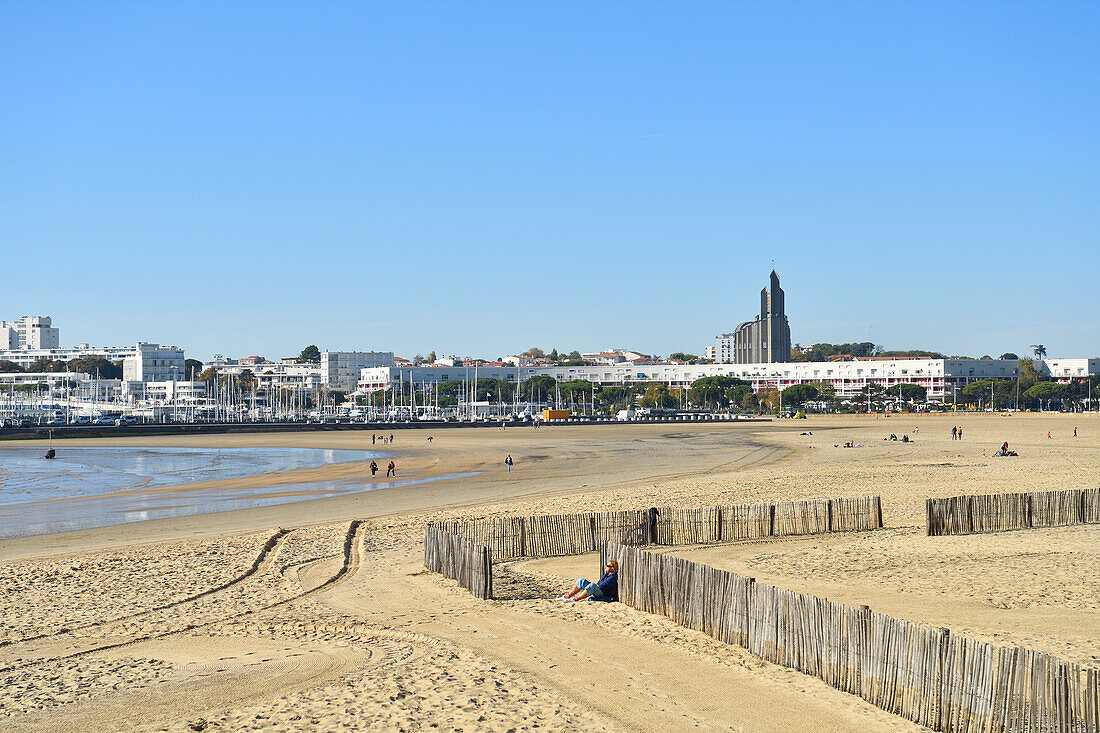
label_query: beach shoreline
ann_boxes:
[1,414,1097,731]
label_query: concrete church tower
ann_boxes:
[733,271,791,363]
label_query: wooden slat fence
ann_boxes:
[605,541,1100,733]
[928,488,1100,536]
[423,524,492,599]
[423,495,883,599]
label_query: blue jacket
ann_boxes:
[596,571,618,601]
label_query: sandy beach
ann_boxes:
[1,413,1097,731]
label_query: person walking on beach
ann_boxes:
[387,460,396,477]
[951,426,957,441]
[389,434,394,444]
[505,454,513,473]
[1074,426,1078,437]
[958,427,963,441]
[372,434,376,445]
[1047,431,1052,439]
[370,460,378,477]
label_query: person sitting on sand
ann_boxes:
[560,559,618,602]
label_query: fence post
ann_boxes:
[876,495,883,529]
[768,503,775,537]
[826,499,833,533]
[858,604,871,700]
[648,507,659,545]
[926,498,933,536]
[519,516,527,558]
[936,626,950,731]
[716,506,723,543]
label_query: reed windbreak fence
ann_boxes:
[431,495,882,564]
[423,524,492,599]
[605,541,1100,733]
[927,488,1100,536]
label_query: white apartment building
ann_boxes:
[320,351,395,392]
[357,357,1099,402]
[0,341,185,382]
[121,343,187,382]
[121,379,207,402]
[208,361,324,394]
[1038,358,1100,382]
[1,316,60,350]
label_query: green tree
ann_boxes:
[428,351,437,363]
[639,383,676,409]
[756,385,780,412]
[184,358,204,377]
[0,360,22,373]
[66,357,123,380]
[548,348,560,362]
[196,367,218,383]
[237,369,256,388]
[520,375,556,402]
[885,383,928,404]
[28,358,68,373]
[781,383,820,406]
[296,345,321,364]
[999,352,1019,360]
[523,347,545,358]
[688,376,751,409]
[1024,381,1064,410]
[740,390,759,412]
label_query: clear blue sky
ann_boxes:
[3,3,1098,361]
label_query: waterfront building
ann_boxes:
[121,343,187,382]
[0,341,185,382]
[357,357,1099,403]
[1,316,60,350]
[320,351,395,392]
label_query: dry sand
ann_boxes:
[0,413,1097,731]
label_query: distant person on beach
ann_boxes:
[389,434,394,444]
[505,454,513,473]
[951,426,957,441]
[958,427,963,441]
[370,460,378,477]
[387,460,396,477]
[1074,427,1078,437]
[428,436,433,443]
[1047,431,1052,439]
[559,559,618,602]
[372,435,376,445]
[1002,441,1009,454]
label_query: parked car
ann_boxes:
[72,415,92,425]
[92,415,116,425]
[115,416,138,426]
[46,418,66,426]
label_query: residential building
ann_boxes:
[1,316,60,350]
[357,357,1099,403]
[320,351,396,392]
[121,343,187,383]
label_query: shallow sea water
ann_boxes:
[0,446,474,539]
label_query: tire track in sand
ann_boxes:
[0,521,366,675]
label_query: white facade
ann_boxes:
[1,316,60,350]
[321,351,395,392]
[1039,358,1100,381]
[358,357,1099,402]
[121,343,186,383]
[209,361,323,394]
[121,379,207,402]
[0,342,184,379]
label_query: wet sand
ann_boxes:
[0,414,1096,731]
